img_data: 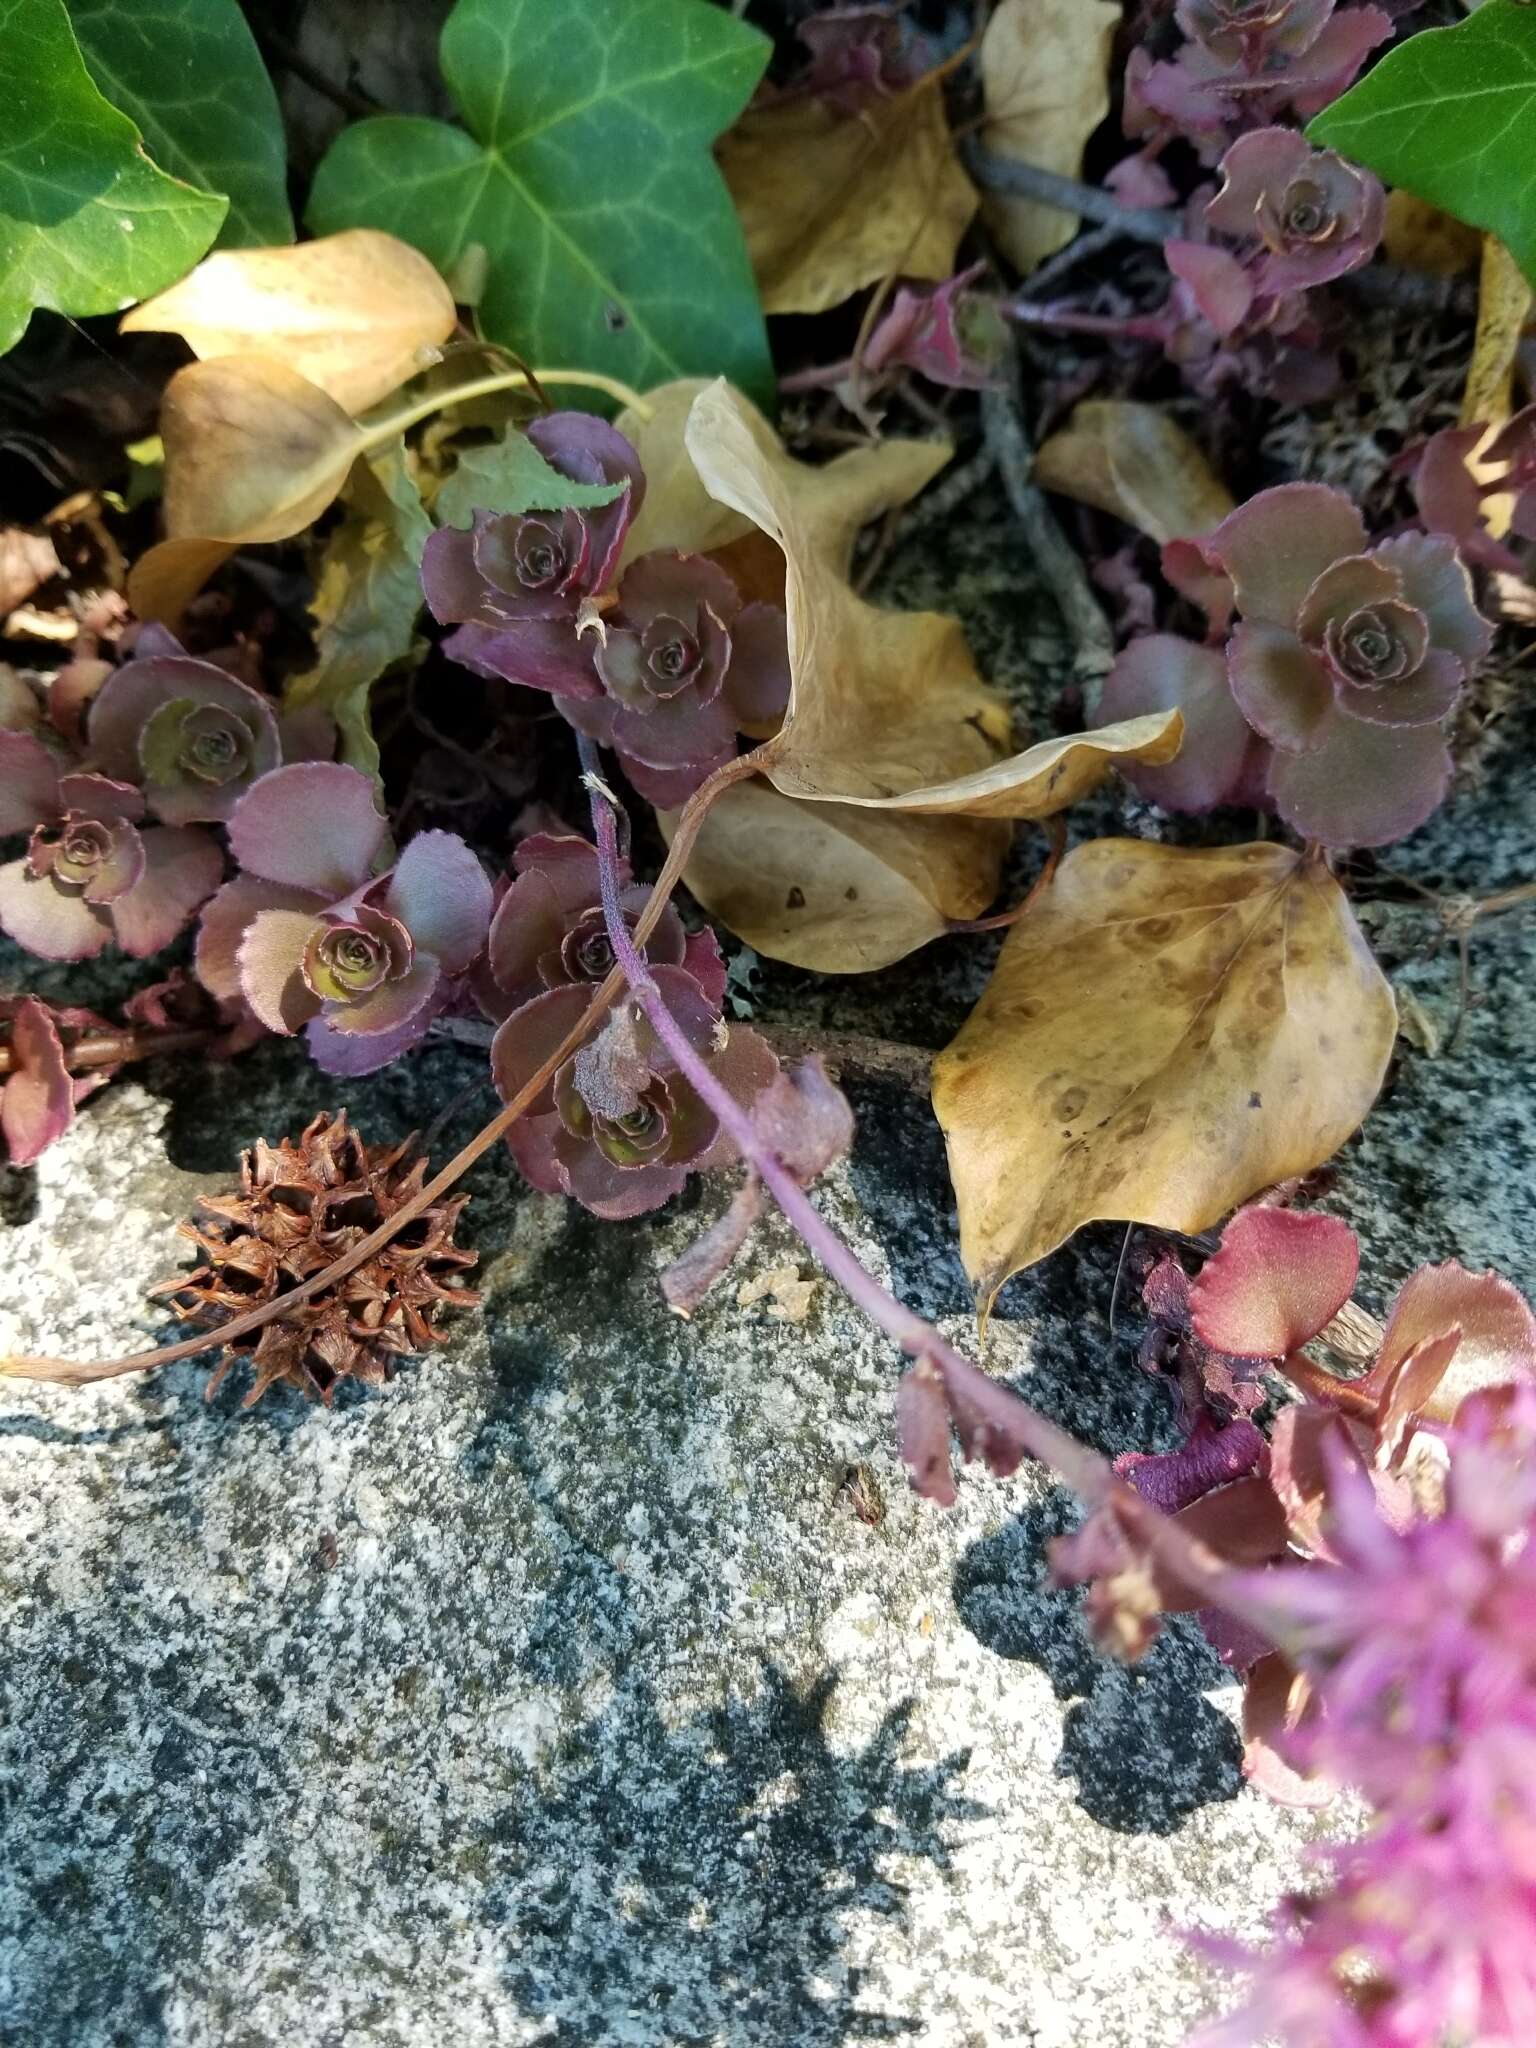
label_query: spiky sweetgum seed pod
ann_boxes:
[152,1109,479,1408]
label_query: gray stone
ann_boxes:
[2,477,1533,2047]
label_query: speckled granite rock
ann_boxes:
[2,477,1532,2048]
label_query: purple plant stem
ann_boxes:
[577,739,1255,1599]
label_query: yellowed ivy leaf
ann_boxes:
[662,778,1007,972]
[1460,235,1534,540]
[162,356,365,545]
[122,230,456,416]
[718,75,975,315]
[618,377,952,565]
[285,440,431,778]
[979,0,1121,273]
[933,840,1397,1308]
[1033,400,1236,543]
[126,537,236,626]
[1381,192,1481,278]
[654,383,1180,970]
[683,381,1181,813]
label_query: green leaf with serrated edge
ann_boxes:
[67,0,292,248]
[0,0,225,356]
[435,427,623,530]
[287,443,432,781]
[306,0,774,406]
[1308,0,1536,287]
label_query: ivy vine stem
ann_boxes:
[361,367,654,452]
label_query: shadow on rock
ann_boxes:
[953,1496,1242,1836]
[478,1666,983,2046]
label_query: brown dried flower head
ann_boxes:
[153,1110,478,1407]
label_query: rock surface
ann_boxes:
[3,477,1533,2047]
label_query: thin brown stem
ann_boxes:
[946,817,1067,932]
[0,1024,215,1078]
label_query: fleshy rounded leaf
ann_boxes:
[227,763,385,897]
[1190,1206,1360,1357]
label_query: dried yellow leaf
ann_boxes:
[161,357,365,546]
[126,537,235,625]
[718,76,976,315]
[1381,192,1481,279]
[683,381,1181,815]
[664,778,1006,972]
[1460,235,1534,540]
[979,0,1121,273]
[933,840,1396,1308]
[122,230,457,416]
[1033,400,1236,543]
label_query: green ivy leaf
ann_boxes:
[305,0,774,405]
[0,0,226,356]
[1308,0,1536,286]
[434,427,624,530]
[66,0,292,249]
[287,442,433,781]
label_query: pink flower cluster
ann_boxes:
[1054,1204,1536,2045]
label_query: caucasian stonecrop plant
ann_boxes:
[476,831,779,1220]
[1124,0,1392,163]
[0,734,224,961]
[1095,481,1492,845]
[196,762,492,1077]
[1412,400,1536,575]
[1160,131,1385,400]
[422,411,791,804]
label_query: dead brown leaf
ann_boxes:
[663,778,1007,971]
[1460,236,1533,541]
[683,382,1181,815]
[126,538,236,626]
[1032,400,1235,543]
[1381,192,1482,279]
[0,528,63,616]
[652,384,1179,970]
[618,378,953,566]
[161,357,365,545]
[932,840,1397,1308]
[717,76,976,316]
[121,230,457,416]
[979,0,1121,274]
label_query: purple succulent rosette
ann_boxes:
[1096,483,1492,847]
[476,831,725,1024]
[1125,2,1390,159]
[491,964,779,1220]
[0,732,223,961]
[85,651,283,825]
[1204,129,1385,295]
[1176,0,1336,69]
[0,994,115,1166]
[862,265,1010,391]
[195,762,492,1076]
[421,413,645,696]
[563,551,790,805]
